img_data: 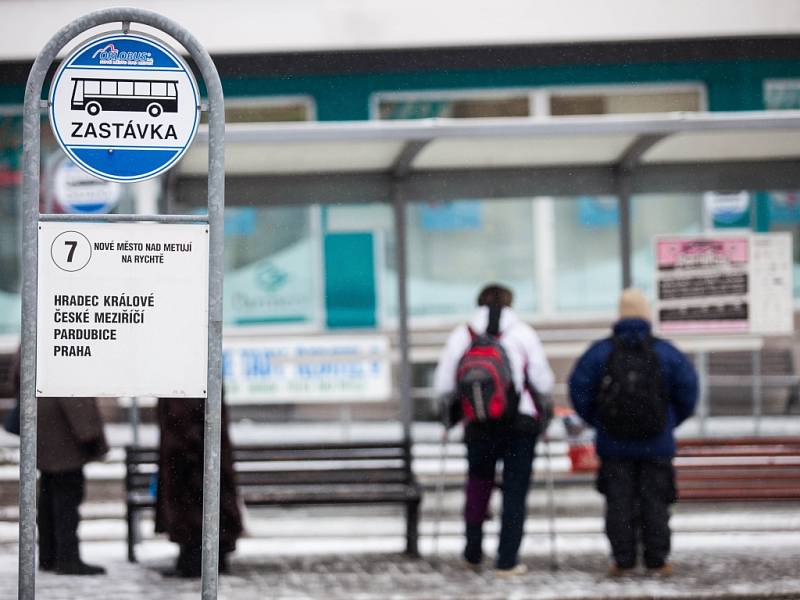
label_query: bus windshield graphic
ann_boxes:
[71,78,178,117]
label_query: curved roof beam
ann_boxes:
[617,133,670,173]
[391,139,431,179]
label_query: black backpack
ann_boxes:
[455,306,514,423]
[596,334,667,440]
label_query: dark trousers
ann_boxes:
[597,457,676,569]
[38,469,85,569]
[464,431,537,569]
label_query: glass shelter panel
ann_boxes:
[326,200,537,323]
[630,193,705,297]
[404,199,537,318]
[554,196,621,312]
[222,205,318,327]
[765,191,800,298]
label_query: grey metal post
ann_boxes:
[129,398,140,445]
[752,349,763,435]
[391,184,413,466]
[617,180,633,289]
[19,38,43,600]
[20,9,224,600]
[695,351,709,437]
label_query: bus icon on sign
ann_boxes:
[71,78,178,117]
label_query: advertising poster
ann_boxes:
[222,335,391,403]
[655,233,793,336]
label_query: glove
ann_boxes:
[535,394,554,435]
[438,394,461,429]
[80,437,109,462]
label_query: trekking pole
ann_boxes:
[543,433,559,571]
[432,415,449,558]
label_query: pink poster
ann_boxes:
[655,236,750,334]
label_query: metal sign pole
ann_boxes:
[20,9,224,600]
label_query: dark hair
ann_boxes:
[477,284,513,308]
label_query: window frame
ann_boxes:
[370,82,708,120]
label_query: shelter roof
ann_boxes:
[175,111,800,205]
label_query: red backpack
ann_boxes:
[455,320,514,423]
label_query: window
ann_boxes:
[764,80,800,110]
[85,80,100,95]
[373,84,705,121]
[134,81,150,96]
[100,81,116,95]
[151,81,167,97]
[200,97,315,125]
[377,94,531,120]
[118,81,133,95]
[549,88,702,116]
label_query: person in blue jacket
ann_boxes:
[569,288,698,577]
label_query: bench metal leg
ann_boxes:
[126,506,137,563]
[405,499,420,557]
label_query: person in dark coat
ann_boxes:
[155,395,242,578]
[569,289,698,577]
[11,351,109,575]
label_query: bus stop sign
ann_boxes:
[49,31,200,182]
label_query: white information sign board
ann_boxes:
[36,221,209,397]
[223,336,392,403]
[654,232,793,336]
[749,233,794,335]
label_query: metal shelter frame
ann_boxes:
[172,110,800,453]
[20,8,224,600]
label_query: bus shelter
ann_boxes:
[172,110,800,445]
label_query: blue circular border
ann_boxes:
[49,31,200,183]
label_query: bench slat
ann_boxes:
[236,469,408,486]
[679,487,800,501]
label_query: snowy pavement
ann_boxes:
[2,515,800,600]
[2,417,799,598]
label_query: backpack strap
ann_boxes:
[486,304,502,337]
[466,325,477,341]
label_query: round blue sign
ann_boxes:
[49,31,200,183]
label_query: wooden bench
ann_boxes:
[125,441,423,562]
[675,436,800,501]
[566,436,800,501]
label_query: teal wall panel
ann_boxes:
[324,232,377,328]
[213,59,800,119]
[3,58,800,116]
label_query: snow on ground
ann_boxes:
[2,519,800,600]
